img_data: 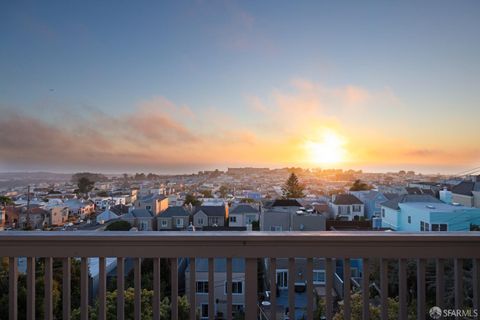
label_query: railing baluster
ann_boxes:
[399,259,407,320]
[417,259,426,320]
[63,257,71,320]
[380,258,388,320]
[326,258,333,320]
[117,257,125,320]
[343,258,351,320]
[474,258,480,312]
[44,257,53,320]
[134,258,141,320]
[245,258,257,320]
[189,258,196,320]
[226,258,233,320]
[81,257,89,320]
[306,257,313,320]
[207,257,214,320]
[454,258,463,310]
[362,258,369,320]
[27,257,35,320]
[98,257,106,320]
[288,257,295,320]
[270,258,277,320]
[435,258,444,310]
[171,258,179,320]
[153,258,161,320]
[9,257,18,320]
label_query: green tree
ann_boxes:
[105,220,132,231]
[183,194,201,207]
[218,185,229,198]
[0,195,13,206]
[349,180,372,191]
[200,190,213,198]
[78,177,94,194]
[281,173,305,198]
[97,190,109,197]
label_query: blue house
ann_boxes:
[380,194,480,231]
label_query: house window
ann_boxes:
[161,220,167,227]
[425,222,429,231]
[408,216,411,224]
[276,270,288,289]
[176,218,183,227]
[197,218,204,225]
[225,281,243,294]
[338,206,350,215]
[146,205,151,211]
[420,221,424,231]
[196,281,209,294]
[432,224,448,231]
[230,216,237,223]
[381,208,385,218]
[201,304,209,319]
[211,217,219,225]
[246,215,256,224]
[313,270,325,284]
[352,205,362,212]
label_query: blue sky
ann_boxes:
[1,1,479,173]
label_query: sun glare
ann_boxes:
[305,131,347,165]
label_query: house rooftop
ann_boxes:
[194,205,227,217]
[271,199,302,207]
[230,204,259,214]
[401,202,478,212]
[124,208,153,218]
[452,181,480,196]
[159,206,190,218]
[381,194,441,210]
[333,194,363,205]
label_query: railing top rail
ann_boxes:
[1,231,479,258]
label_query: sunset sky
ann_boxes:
[1,1,479,174]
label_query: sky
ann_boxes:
[1,0,479,174]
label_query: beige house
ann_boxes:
[134,194,168,215]
[157,206,190,230]
[193,205,228,229]
[452,179,480,208]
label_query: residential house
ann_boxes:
[380,194,441,230]
[451,178,480,208]
[330,194,364,221]
[157,206,190,230]
[379,194,480,231]
[134,194,169,215]
[96,208,119,224]
[193,205,228,229]
[185,258,245,319]
[47,206,69,226]
[120,208,155,230]
[350,191,398,219]
[64,199,95,219]
[228,204,260,227]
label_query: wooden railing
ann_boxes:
[0,231,479,320]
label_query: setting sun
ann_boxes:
[305,131,347,165]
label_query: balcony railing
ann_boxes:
[0,231,479,320]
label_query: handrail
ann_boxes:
[0,231,479,258]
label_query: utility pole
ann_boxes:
[26,185,31,229]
